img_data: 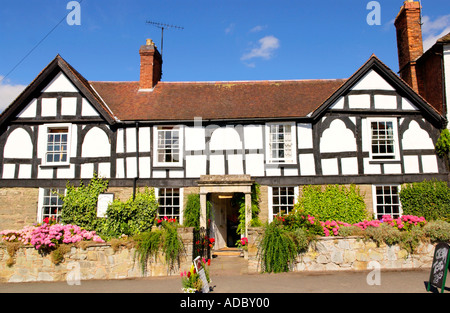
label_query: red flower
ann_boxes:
[209,238,215,244]
[207,259,211,266]
[187,271,191,278]
[43,217,49,224]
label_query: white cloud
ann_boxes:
[249,25,267,33]
[241,35,280,61]
[422,15,450,51]
[225,23,235,35]
[0,76,26,113]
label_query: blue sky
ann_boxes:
[0,0,449,111]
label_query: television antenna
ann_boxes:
[145,21,184,57]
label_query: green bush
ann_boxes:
[399,180,450,222]
[183,194,201,231]
[258,220,308,273]
[102,187,158,238]
[295,184,368,224]
[60,173,109,232]
[423,220,450,242]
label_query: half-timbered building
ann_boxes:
[0,1,447,249]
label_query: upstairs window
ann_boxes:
[46,127,69,164]
[154,126,183,167]
[266,123,297,164]
[369,118,399,161]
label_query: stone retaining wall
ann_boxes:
[0,227,195,283]
[247,227,435,273]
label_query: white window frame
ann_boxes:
[155,187,184,223]
[153,125,184,167]
[372,184,402,220]
[43,123,72,166]
[268,186,299,222]
[265,122,297,164]
[37,188,66,223]
[367,118,400,161]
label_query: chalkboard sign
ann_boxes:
[427,242,450,293]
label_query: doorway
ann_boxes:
[210,193,241,250]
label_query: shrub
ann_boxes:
[102,187,158,238]
[400,180,450,222]
[60,173,109,232]
[258,220,307,273]
[183,194,200,231]
[423,220,450,242]
[295,184,368,224]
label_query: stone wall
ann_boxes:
[0,227,195,283]
[247,228,435,273]
[0,188,38,231]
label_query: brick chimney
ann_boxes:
[139,39,162,90]
[394,0,423,92]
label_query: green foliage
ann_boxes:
[295,185,368,224]
[399,180,450,222]
[133,220,184,274]
[233,183,263,236]
[60,173,109,231]
[258,220,308,273]
[102,187,158,238]
[183,194,200,231]
[436,129,450,157]
[423,220,450,242]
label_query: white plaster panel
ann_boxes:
[283,167,299,176]
[18,164,32,179]
[361,118,369,152]
[169,170,184,178]
[350,70,395,91]
[243,125,263,150]
[227,154,244,175]
[37,167,53,179]
[265,167,281,176]
[152,170,167,178]
[384,163,402,174]
[138,127,151,153]
[210,128,242,150]
[82,127,111,157]
[139,157,151,178]
[320,119,357,153]
[61,97,77,116]
[41,98,57,117]
[403,155,420,174]
[210,154,225,175]
[374,95,397,110]
[245,154,264,176]
[402,98,418,111]
[321,158,339,175]
[56,164,75,179]
[17,99,37,118]
[116,159,125,178]
[329,97,344,110]
[299,154,316,176]
[297,123,313,149]
[186,155,207,178]
[363,158,381,174]
[81,163,94,179]
[98,163,111,179]
[126,128,137,153]
[402,120,434,150]
[348,95,371,109]
[126,157,137,178]
[422,155,439,173]
[41,72,78,93]
[341,157,358,175]
[2,164,15,179]
[4,128,33,158]
[81,98,99,117]
[116,129,124,153]
[185,126,206,151]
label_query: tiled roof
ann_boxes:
[90,79,347,122]
[437,32,450,43]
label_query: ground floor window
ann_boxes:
[157,188,182,221]
[38,188,65,222]
[269,186,298,221]
[373,185,401,219]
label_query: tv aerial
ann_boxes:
[146,21,184,57]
